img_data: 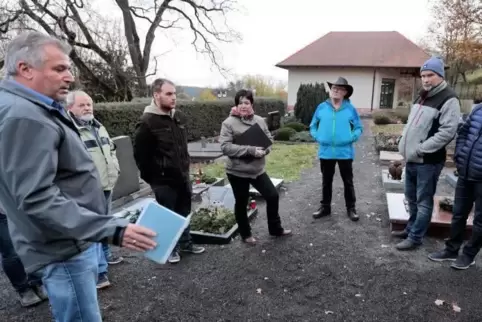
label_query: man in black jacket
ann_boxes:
[133,78,205,264]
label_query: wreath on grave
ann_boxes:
[191,192,255,234]
[439,197,454,213]
[191,206,237,234]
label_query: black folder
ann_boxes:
[233,123,272,149]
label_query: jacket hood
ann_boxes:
[144,99,176,117]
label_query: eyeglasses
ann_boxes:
[331,86,346,92]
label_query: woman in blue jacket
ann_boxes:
[309,77,363,221]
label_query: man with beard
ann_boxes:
[66,90,123,289]
[133,78,205,264]
[395,57,461,250]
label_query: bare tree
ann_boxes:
[0,0,241,101]
[428,0,482,86]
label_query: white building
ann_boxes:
[276,31,430,112]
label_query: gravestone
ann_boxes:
[188,142,223,162]
[379,151,403,166]
[267,111,281,131]
[381,169,404,191]
[112,136,141,201]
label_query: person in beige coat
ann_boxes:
[219,89,291,244]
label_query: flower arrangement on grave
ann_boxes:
[439,197,454,213]
[388,160,403,180]
[191,192,255,234]
[191,167,217,185]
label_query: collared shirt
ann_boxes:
[8,80,68,118]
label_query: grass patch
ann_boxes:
[371,123,404,135]
[196,143,318,182]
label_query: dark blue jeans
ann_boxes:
[445,177,482,259]
[0,213,41,293]
[404,162,444,244]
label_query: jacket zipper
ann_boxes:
[332,109,336,156]
[170,120,183,171]
[404,104,423,158]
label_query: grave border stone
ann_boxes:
[381,169,404,191]
[386,192,473,239]
[192,177,226,199]
[190,208,258,244]
[379,150,404,166]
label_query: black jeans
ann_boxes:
[445,177,482,259]
[0,213,41,293]
[227,172,283,238]
[319,159,356,209]
[151,181,192,250]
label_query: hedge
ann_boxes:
[94,98,285,141]
[372,108,410,125]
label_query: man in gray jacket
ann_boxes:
[395,57,461,250]
[0,32,156,321]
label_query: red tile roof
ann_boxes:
[276,31,430,69]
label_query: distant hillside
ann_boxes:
[177,85,209,98]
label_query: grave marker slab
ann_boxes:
[192,178,225,198]
[112,136,140,201]
[445,171,458,188]
[387,193,473,239]
[379,151,404,166]
[381,169,404,191]
[188,142,223,162]
[224,178,284,196]
[112,197,153,219]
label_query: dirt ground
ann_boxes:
[1,119,482,322]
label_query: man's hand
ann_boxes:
[121,224,157,252]
[254,147,265,158]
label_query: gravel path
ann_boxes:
[1,119,482,322]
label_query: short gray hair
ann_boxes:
[66,90,91,107]
[4,32,72,77]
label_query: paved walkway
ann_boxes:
[1,120,481,322]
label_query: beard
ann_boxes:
[80,114,94,122]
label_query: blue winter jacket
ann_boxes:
[309,99,363,160]
[454,104,482,181]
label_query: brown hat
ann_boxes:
[327,77,353,99]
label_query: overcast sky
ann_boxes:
[99,0,432,87]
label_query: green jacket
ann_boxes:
[69,111,120,191]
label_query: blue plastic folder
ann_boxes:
[134,200,191,264]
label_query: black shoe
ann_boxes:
[313,206,331,219]
[391,230,408,239]
[428,250,458,262]
[347,208,359,222]
[451,254,475,270]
